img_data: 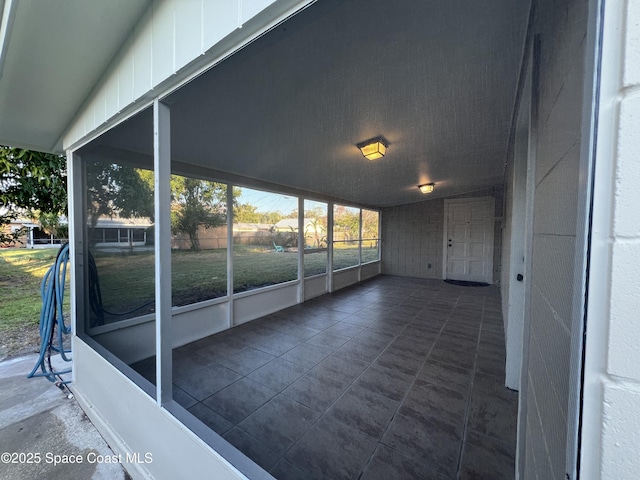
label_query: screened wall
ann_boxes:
[75,107,382,403]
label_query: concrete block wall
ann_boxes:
[522,0,588,478]
[582,1,640,478]
[381,198,445,279]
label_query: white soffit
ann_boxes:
[0,0,150,152]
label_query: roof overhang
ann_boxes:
[0,0,150,153]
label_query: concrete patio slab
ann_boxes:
[0,354,128,480]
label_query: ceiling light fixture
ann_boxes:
[356,136,388,160]
[418,183,435,194]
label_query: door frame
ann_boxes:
[504,59,533,391]
[442,196,495,284]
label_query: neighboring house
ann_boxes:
[0,217,31,246]
[90,216,152,248]
[0,1,637,480]
[2,216,67,248]
[4,214,149,249]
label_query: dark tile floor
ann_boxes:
[132,275,518,479]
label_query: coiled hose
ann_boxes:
[28,243,72,384]
[87,249,154,327]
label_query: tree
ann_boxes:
[361,210,379,239]
[285,209,298,219]
[0,147,67,245]
[260,211,284,225]
[85,161,155,248]
[304,217,327,248]
[171,178,226,250]
[333,205,360,241]
[38,211,69,240]
[233,203,260,223]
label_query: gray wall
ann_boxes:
[381,188,503,282]
[381,198,445,278]
[523,0,589,478]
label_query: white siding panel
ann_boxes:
[71,124,83,146]
[152,0,176,88]
[119,36,135,109]
[240,0,276,25]
[80,109,92,138]
[133,6,154,99]
[91,101,103,129]
[104,69,120,119]
[202,0,240,49]
[175,0,203,71]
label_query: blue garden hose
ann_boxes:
[28,243,72,384]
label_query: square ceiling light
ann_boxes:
[418,183,435,193]
[356,136,388,160]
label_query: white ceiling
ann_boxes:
[0,0,150,152]
[83,0,529,208]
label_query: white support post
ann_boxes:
[227,183,234,328]
[327,202,334,292]
[358,208,363,282]
[67,151,85,345]
[377,210,382,263]
[154,99,172,406]
[298,197,304,302]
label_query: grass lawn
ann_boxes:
[0,245,380,352]
[93,245,379,318]
[0,248,70,358]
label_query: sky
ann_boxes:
[237,187,327,214]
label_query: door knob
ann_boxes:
[517,273,524,282]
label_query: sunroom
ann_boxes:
[68,0,527,475]
[1,0,613,478]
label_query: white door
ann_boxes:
[444,198,494,283]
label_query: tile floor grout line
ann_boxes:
[274,302,408,465]
[357,294,461,478]
[455,295,487,478]
[270,290,431,472]
[204,293,381,474]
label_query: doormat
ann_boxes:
[444,279,490,287]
